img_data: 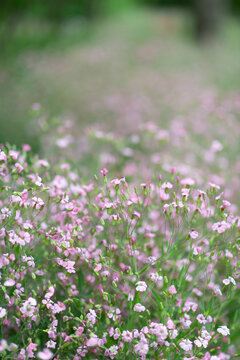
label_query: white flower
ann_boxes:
[179,339,193,352]
[150,273,162,283]
[161,182,173,189]
[134,303,146,312]
[194,337,208,348]
[223,276,236,286]
[20,297,37,317]
[217,325,230,336]
[157,324,168,340]
[197,314,207,324]
[136,281,147,292]
[4,278,15,287]
[46,340,56,349]
[229,276,236,285]
[169,329,178,339]
[0,307,6,318]
[37,348,53,360]
[223,278,230,285]
[86,309,97,327]
[213,286,222,296]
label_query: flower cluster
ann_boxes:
[0,123,239,360]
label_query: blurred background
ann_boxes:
[0,0,240,152]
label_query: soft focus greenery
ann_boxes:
[0,8,240,152]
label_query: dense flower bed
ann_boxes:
[0,131,239,360]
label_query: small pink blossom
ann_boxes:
[134,303,146,312]
[212,221,231,234]
[132,210,141,218]
[217,326,230,336]
[134,341,149,357]
[4,278,15,287]
[136,281,147,292]
[20,297,37,317]
[101,168,108,176]
[179,339,193,352]
[32,197,45,210]
[37,348,53,360]
[15,162,24,174]
[223,276,236,286]
[166,318,175,330]
[94,263,102,272]
[9,150,19,160]
[189,230,198,239]
[168,285,177,295]
[0,307,7,318]
[86,335,99,347]
[122,330,133,342]
[0,151,7,162]
[197,314,207,324]
[181,178,195,186]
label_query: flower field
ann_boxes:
[0,101,240,359]
[1,9,240,360]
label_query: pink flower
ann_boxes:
[86,309,97,327]
[169,329,178,339]
[161,182,173,189]
[75,327,84,336]
[4,278,15,287]
[86,335,99,347]
[194,337,208,348]
[37,348,53,360]
[132,210,141,218]
[134,303,146,312]
[32,197,45,210]
[223,276,236,286]
[106,345,118,359]
[22,144,31,152]
[167,318,175,330]
[122,330,133,342]
[201,352,211,360]
[101,168,108,176]
[212,221,231,234]
[0,307,6,318]
[182,188,190,197]
[45,286,55,299]
[111,177,125,186]
[189,230,198,239]
[211,140,223,152]
[168,285,177,295]
[179,339,192,352]
[109,327,120,340]
[0,340,8,352]
[94,264,102,272]
[15,162,24,174]
[197,314,207,324]
[9,150,19,160]
[0,151,7,162]
[20,297,37,317]
[27,343,38,358]
[181,178,195,186]
[134,340,149,357]
[56,135,73,148]
[156,324,168,340]
[208,182,220,190]
[217,326,230,336]
[0,227,6,239]
[136,281,147,292]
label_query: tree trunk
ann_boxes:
[193,0,225,41]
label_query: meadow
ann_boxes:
[0,7,240,360]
